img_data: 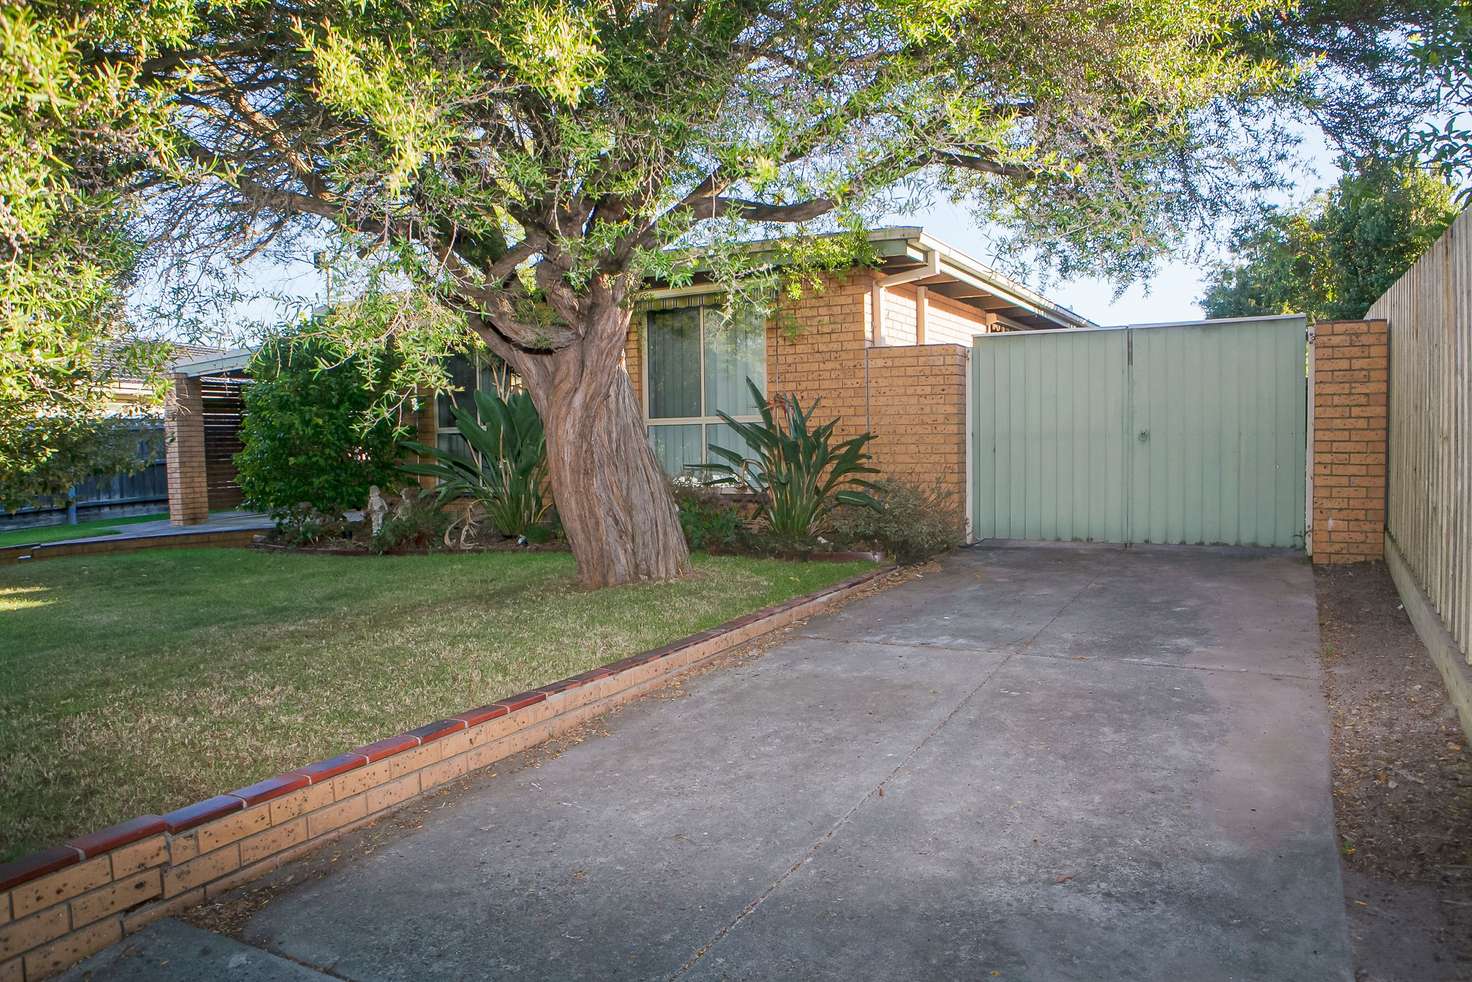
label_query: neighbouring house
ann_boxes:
[0,342,229,532]
[165,227,1090,525]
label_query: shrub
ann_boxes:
[269,504,347,547]
[236,327,409,521]
[670,480,744,551]
[829,479,965,564]
[695,379,880,547]
[402,388,550,538]
[371,486,450,553]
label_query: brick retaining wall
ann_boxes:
[0,530,259,566]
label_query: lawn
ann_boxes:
[0,548,875,861]
[0,512,167,548]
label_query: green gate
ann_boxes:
[970,315,1307,549]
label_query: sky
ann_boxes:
[890,125,1343,326]
[167,124,1344,341]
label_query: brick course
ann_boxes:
[1311,320,1389,563]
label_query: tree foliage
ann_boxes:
[1407,0,1472,190]
[0,4,176,510]
[1237,0,1471,190]
[235,322,412,520]
[1201,160,1458,322]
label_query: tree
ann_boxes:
[1201,160,1458,322]
[1238,0,1472,185]
[235,322,411,521]
[1407,0,1472,190]
[0,5,176,511]
[20,0,1306,585]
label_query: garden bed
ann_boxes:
[0,547,877,862]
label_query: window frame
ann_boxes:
[435,350,515,455]
[640,301,767,475]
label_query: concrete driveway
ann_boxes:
[71,544,1353,982]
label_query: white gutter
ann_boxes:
[172,348,255,377]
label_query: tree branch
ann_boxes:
[692,195,838,222]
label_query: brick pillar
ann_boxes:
[165,374,209,525]
[1311,319,1388,563]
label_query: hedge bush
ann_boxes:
[236,328,410,521]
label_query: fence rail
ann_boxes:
[1370,207,1471,666]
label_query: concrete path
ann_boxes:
[62,510,271,545]
[68,544,1353,982]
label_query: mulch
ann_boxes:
[1316,562,1472,981]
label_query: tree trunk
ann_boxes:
[477,286,689,588]
[540,359,691,587]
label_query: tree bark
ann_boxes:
[541,355,691,587]
[477,286,691,588]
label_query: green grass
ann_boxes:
[0,548,875,860]
[0,512,167,548]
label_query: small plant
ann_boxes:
[670,479,745,551]
[372,486,450,553]
[694,378,881,547]
[269,503,345,547]
[829,479,966,564]
[403,388,550,538]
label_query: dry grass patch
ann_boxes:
[0,547,876,860]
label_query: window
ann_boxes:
[436,352,514,456]
[644,303,766,476]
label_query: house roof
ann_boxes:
[864,228,1096,331]
[172,347,255,377]
[641,226,1096,332]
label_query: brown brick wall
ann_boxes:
[624,321,643,410]
[865,345,969,500]
[1311,319,1389,563]
[164,375,208,526]
[922,291,989,346]
[767,270,875,446]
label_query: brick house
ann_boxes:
[166,227,1090,525]
[413,227,1092,508]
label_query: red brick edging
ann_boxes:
[0,566,890,980]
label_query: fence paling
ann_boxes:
[1369,208,1472,665]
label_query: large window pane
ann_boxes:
[647,308,702,419]
[437,432,470,458]
[705,421,761,476]
[703,307,766,416]
[648,424,704,476]
[438,354,478,427]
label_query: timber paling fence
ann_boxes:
[0,421,166,528]
[1369,206,1472,667]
